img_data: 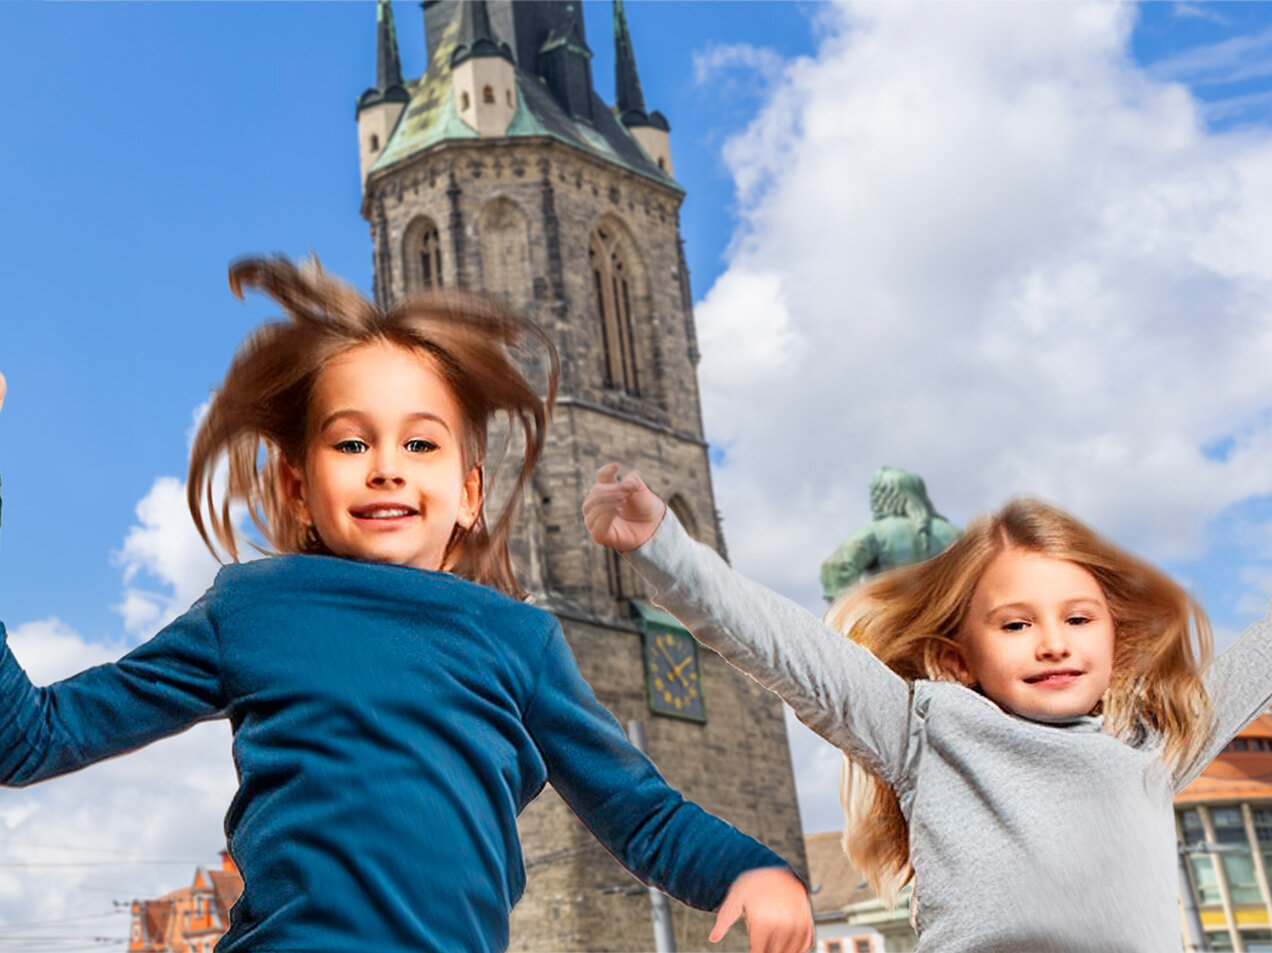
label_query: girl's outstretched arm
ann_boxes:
[584,465,911,787]
[525,614,812,953]
[1173,609,1272,791]
[0,372,225,785]
[0,602,227,786]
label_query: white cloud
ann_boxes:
[112,476,225,635]
[695,1,1272,832]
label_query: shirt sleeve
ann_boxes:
[523,615,794,913]
[1173,606,1272,792]
[625,511,912,787]
[0,593,226,787]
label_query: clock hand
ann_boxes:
[657,642,682,686]
[672,656,693,677]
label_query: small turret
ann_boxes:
[451,0,517,137]
[356,0,411,187]
[612,1,672,176]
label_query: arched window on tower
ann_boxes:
[404,217,444,292]
[589,227,640,395]
[483,85,495,104]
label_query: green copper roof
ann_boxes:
[366,3,679,191]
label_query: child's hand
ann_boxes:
[711,867,813,953]
[582,463,666,553]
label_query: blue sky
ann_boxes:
[7,0,1272,929]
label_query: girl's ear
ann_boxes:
[939,641,975,686]
[279,459,313,527]
[457,465,483,530]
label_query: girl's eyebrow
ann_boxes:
[985,596,1103,618]
[318,409,452,434]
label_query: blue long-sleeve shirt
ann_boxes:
[0,553,789,953]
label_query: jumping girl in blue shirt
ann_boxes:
[0,259,811,953]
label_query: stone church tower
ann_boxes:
[355,3,808,949]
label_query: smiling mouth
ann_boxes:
[350,504,419,520]
[1025,670,1084,685]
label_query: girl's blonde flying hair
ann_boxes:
[825,497,1214,904]
[187,256,559,597]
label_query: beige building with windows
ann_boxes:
[1176,715,1272,953]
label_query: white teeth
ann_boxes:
[361,508,413,518]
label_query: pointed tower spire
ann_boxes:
[608,0,673,175]
[452,0,513,68]
[359,0,410,111]
[613,0,649,127]
[376,0,405,92]
[356,0,410,189]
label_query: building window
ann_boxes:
[461,91,471,111]
[1209,932,1236,953]
[1180,808,1205,846]
[606,548,625,601]
[854,941,871,953]
[1233,738,1250,751]
[506,89,513,107]
[483,84,495,104]
[1243,930,1272,953]
[404,218,444,293]
[1190,854,1223,905]
[369,134,380,153]
[1224,851,1262,904]
[1212,807,1248,845]
[824,942,842,953]
[589,227,640,395]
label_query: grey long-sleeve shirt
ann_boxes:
[627,512,1272,953]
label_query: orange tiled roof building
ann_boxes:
[1176,714,1272,953]
[129,853,243,953]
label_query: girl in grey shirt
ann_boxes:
[584,465,1272,953]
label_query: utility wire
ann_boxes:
[0,912,123,934]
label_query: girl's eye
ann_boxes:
[1067,616,1091,626]
[1001,621,1028,633]
[334,439,368,454]
[405,439,438,453]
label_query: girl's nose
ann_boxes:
[368,452,406,487]
[1036,623,1070,659]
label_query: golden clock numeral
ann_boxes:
[690,672,698,681]
[674,697,682,709]
[654,678,663,691]
[688,687,697,699]
[663,690,673,704]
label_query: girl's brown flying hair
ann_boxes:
[187,255,558,596]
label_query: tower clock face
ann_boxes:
[643,628,706,722]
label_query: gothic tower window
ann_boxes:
[667,495,700,541]
[461,91,471,111]
[483,84,495,104]
[590,226,640,395]
[403,217,444,292]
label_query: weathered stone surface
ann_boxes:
[366,135,807,952]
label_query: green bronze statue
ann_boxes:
[820,466,960,603]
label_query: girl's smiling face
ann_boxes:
[285,340,482,572]
[950,548,1115,722]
